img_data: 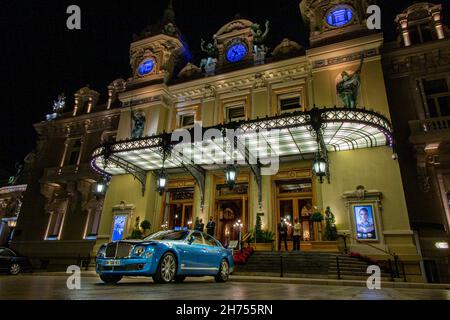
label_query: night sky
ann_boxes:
[0,0,448,179]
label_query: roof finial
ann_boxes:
[163,0,175,23]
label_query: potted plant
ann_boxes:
[140,220,151,237]
[324,207,338,241]
[127,217,143,239]
[247,215,275,251]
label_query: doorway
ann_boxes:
[214,183,249,247]
[276,179,314,245]
[162,187,194,231]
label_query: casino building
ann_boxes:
[8,0,449,282]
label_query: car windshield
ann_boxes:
[145,230,190,241]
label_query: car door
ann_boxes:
[180,231,206,275]
[198,234,223,274]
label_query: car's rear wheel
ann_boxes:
[9,263,21,275]
[215,259,230,283]
[174,275,186,283]
[153,252,177,284]
[100,275,123,284]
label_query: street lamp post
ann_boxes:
[234,219,244,251]
[7,219,17,247]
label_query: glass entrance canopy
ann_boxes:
[91,107,393,177]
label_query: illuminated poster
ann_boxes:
[354,205,377,240]
[112,215,127,241]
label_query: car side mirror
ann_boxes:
[188,236,196,245]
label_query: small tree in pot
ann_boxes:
[140,220,151,237]
[324,207,338,241]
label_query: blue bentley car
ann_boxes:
[96,230,234,284]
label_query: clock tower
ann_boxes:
[128,0,186,86]
[300,0,376,47]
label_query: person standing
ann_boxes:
[195,218,205,233]
[206,216,216,237]
[193,217,200,230]
[278,218,288,251]
[293,218,302,251]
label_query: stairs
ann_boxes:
[234,251,395,281]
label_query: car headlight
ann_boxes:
[97,245,106,259]
[133,246,146,257]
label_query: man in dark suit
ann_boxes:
[206,216,216,236]
[278,218,288,251]
[195,218,205,233]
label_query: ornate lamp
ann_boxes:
[312,153,327,184]
[225,165,237,190]
[93,177,109,197]
[7,220,17,228]
[156,169,168,196]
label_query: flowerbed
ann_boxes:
[233,246,255,265]
[348,252,379,266]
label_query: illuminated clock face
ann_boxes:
[326,7,354,28]
[138,58,155,76]
[226,43,247,63]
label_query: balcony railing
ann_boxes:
[42,163,96,182]
[409,116,450,144]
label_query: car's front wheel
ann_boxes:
[100,275,123,284]
[9,263,21,275]
[215,259,230,283]
[153,252,177,284]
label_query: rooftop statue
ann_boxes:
[131,111,146,139]
[251,20,270,54]
[53,93,66,113]
[200,36,218,59]
[337,54,365,108]
[200,36,218,76]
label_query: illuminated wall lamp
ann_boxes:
[435,242,449,249]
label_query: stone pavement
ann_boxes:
[0,273,449,300]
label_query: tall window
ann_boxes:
[65,139,82,166]
[278,94,302,114]
[45,201,67,240]
[225,104,246,123]
[409,23,435,45]
[84,208,102,240]
[178,114,195,129]
[423,78,450,117]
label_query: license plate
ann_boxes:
[105,260,122,266]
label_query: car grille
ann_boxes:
[98,264,145,272]
[105,242,132,258]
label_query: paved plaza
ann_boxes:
[0,274,449,300]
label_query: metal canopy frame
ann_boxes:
[91,107,394,203]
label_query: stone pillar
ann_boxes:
[399,18,411,47]
[432,11,446,40]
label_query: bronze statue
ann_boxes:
[251,20,270,54]
[337,54,364,108]
[200,36,218,75]
[200,36,218,59]
[131,111,146,139]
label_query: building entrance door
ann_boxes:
[216,199,247,247]
[162,186,195,231]
[276,179,314,249]
[168,203,193,230]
